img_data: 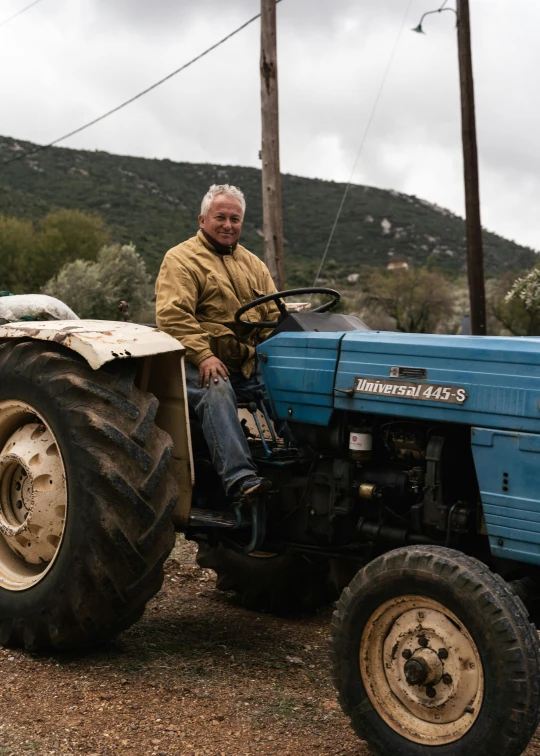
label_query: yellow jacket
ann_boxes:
[155,231,279,377]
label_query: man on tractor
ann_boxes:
[155,183,278,499]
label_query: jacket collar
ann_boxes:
[198,229,238,255]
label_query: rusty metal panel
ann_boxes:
[0,320,184,370]
[146,352,194,526]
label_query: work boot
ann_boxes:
[233,476,272,500]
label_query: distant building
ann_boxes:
[381,218,392,235]
[387,260,409,271]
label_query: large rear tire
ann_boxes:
[0,340,178,650]
[331,546,540,756]
[196,541,337,614]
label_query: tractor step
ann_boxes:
[188,508,238,528]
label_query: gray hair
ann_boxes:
[200,184,246,217]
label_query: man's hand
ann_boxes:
[198,356,230,387]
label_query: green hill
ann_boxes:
[0,135,536,284]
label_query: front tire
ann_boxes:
[0,340,178,650]
[330,546,540,756]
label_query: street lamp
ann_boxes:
[412,0,487,336]
[412,5,457,35]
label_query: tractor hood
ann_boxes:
[259,330,540,432]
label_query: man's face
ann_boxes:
[199,195,244,247]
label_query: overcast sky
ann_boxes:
[2,0,539,251]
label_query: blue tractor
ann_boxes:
[0,289,539,755]
[201,287,540,756]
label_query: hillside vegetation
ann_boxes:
[0,135,536,285]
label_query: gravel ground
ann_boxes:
[1,536,540,756]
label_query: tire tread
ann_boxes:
[330,545,540,756]
[0,340,178,650]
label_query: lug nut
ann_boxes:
[438,648,449,660]
[418,635,429,648]
[425,686,436,698]
[402,649,412,660]
[442,673,453,685]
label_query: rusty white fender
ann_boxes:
[0,320,184,369]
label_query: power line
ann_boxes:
[3,1,283,167]
[0,0,46,29]
[313,0,414,286]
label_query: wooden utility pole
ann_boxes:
[456,0,486,335]
[260,0,285,290]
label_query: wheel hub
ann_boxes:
[0,404,67,591]
[0,454,33,532]
[404,648,443,686]
[360,595,484,745]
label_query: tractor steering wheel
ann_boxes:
[234,287,341,329]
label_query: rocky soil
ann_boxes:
[0,536,540,756]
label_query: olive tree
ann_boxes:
[43,243,154,321]
[362,268,456,333]
[0,209,110,294]
[0,216,37,293]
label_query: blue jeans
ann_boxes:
[185,362,266,494]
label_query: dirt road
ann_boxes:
[1,536,540,756]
